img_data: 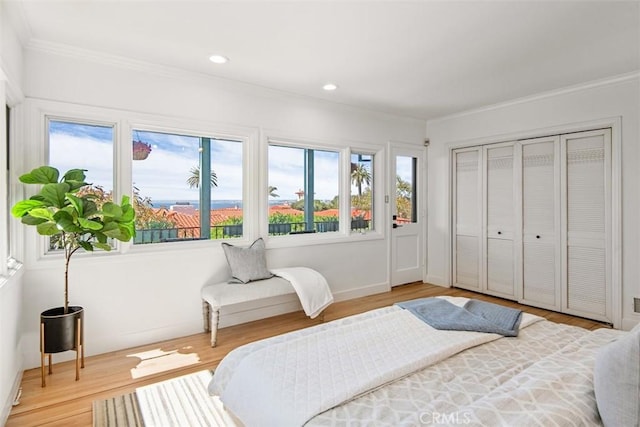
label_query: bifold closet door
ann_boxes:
[484,144,516,299]
[562,129,611,322]
[453,148,482,291]
[520,137,560,310]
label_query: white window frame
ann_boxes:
[263,135,385,248]
[124,122,253,251]
[0,82,8,277]
[348,147,381,234]
[42,115,119,258]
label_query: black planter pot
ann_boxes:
[40,306,84,353]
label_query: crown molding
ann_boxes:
[428,71,640,125]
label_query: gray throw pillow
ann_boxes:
[593,323,640,427]
[221,238,274,284]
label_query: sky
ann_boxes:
[48,121,373,203]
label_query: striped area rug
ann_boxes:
[93,370,237,427]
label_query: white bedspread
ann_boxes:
[271,267,333,318]
[218,304,529,427]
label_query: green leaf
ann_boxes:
[93,242,112,251]
[83,200,98,217]
[95,232,108,244]
[36,222,60,236]
[120,207,135,222]
[102,222,121,238]
[102,202,123,218]
[19,166,60,184]
[11,200,45,217]
[78,217,103,231]
[62,169,87,183]
[21,214,47,225]
[53,210,81,232]
[78,241,94,252]
[101,221,118,231]
[27,208,54,221]
[115,225,132,242]
[65,193,83,216]
[40,183,71,208]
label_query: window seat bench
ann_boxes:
[202,269,332,347]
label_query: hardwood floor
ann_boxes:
[7,282,609,427]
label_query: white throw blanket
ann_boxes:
[271,267,333,318]
[220,306,519,427]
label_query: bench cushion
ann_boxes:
[202,276,295,309]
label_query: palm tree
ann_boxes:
[351,163,372,196]
[268,186,279,198]
[187,166,218,189]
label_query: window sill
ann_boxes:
[0,260,24,290]
[265,229,385,249]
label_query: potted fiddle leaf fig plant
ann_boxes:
[11,166,136,384]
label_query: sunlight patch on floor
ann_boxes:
[126,347,200,379]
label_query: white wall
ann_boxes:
[0,269,24,426]
[425,74,640,330]
[16,46,426,368]
[0,0,25,423]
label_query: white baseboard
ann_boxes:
[1,370,23,427]
[621,317,640,331]
[425,275,448,287]
[332,282,390,302]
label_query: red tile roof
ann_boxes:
[154,205,372,230]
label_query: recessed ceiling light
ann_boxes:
[209,54,229,64]
[323,83,338,91]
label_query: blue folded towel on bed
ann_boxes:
[396,298,523,337]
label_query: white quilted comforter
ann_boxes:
[211,299,543,427]
[210,298,622,427]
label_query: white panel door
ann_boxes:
[452,148,482,291]
[561,129,611,322]
[520,136,561,310]
[484,143,516,299]
[390,145,424,286]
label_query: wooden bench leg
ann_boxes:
[210,308,220,347]
[202,299,211,332]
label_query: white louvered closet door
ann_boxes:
[453,148,482,291]
[562,129,612,322]
[520,137,561,310]
[484,144,516,299]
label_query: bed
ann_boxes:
[209,296,638,427]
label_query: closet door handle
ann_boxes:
[497,231,502,235]
[536,235,541,239]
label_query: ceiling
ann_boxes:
[5,1,640,120]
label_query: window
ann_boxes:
[268,144,340,235]
[48,119,115,251]
[350,153,374,231]
[131,129,243,244]
[396,156,417,223]
[1,104,9,272]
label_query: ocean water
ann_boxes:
[152,200,296,210]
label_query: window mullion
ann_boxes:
[304,149,314,232]
[200,137,211,240]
